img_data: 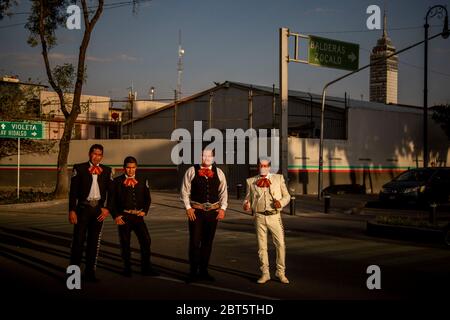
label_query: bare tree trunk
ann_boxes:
[35,0,104,198]
[54,113,78,198]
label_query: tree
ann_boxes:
[1,0,141,198]
[0,79,42,120]
[432,104,450,140]
[0,0,17,19]
[23,0,104,198]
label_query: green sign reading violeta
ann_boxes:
[0,121,44,139]
[308,35,359,71]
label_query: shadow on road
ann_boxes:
[0,226,258,283]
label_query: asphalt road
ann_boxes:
[1,191,449,301]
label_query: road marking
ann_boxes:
[155,275,280,300]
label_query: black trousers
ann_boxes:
[70,205,103,273]
[118,214,152,271]
[188,209,218,274]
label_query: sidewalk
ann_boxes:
[2,190,449,223]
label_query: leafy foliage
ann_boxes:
[25,0,69,48]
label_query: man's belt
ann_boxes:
[82,199,100,207]
[190,201,220,211]
[256,210,278,216]
[123,209,143,215]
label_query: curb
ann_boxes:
[366,220,448,246]
[0,198,68,210]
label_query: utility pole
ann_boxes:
[174,89,178,130]
[177,29,185,100]
[279,27,289,181]
[127,81,135,139]
[423,5,449,168]
[317,30,449,199]
[248,88,253,130]
[209,92,213,129]
[272,84,276,128]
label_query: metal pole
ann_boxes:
[174,90,177,130]
[17,138,20,200]
[307,92,313,137]
[209,92,213,129]
[317,31,445,199]
[424,21,429,168]
[248,89,253,129]
[318,88,326,199]
[272,84,276,128]
[429,202,437,224]
[324,194,331,213]
[423,4,449,167]
[290,196,296,215]
[279,27,289,181]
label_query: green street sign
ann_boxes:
[308,35,359,71]
[0,121,44,139]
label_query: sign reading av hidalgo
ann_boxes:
[0,121,44,139]
[308,35,359,71]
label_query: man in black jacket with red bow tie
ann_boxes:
[68,144,113,282]
[109,156,159,277]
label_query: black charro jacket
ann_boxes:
[69,161,113,211]
[109,173,151,218]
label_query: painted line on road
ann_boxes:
[154,275,280,300]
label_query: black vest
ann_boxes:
[113,174,150,213]
[190,164,220,204]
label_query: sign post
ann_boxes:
[17,138,20,199]
[279,29,359,197]
[0,121,44,199]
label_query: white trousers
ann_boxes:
[254,213,286,275]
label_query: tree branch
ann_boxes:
[38,0,68,118]
[80,0,89,30]
[88,0,104,28]
[71,0,104,116]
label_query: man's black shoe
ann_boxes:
[186,272,199,283]
[198,272,215,282]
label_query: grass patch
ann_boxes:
[0,190,55,205]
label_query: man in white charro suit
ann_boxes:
[243,157,291,284]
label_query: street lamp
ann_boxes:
[149,86,155,100]
[424,5,449,168]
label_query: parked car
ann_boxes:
[379,167,450,205]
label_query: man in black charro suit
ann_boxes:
[109,156,159,277]
[68,144,113,282]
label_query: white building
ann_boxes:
[39,91,122,139]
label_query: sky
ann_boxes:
[0,0,450,106]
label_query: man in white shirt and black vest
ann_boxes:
[181,147,228,282]
[68,144,113,282]
[109,156,159,277]
[243,157,291,284]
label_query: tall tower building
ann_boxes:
[370,11,398,104]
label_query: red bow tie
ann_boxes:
[124,177,138,188]
[256,177,271,188]
[198,167,214,178]
[89,165,103,175]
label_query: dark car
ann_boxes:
[379,167,450,205]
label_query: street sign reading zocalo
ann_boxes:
[308,35,359,71]
[0,121,44,139]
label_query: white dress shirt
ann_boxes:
[181,165,228,210]
[87,163,101,201]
